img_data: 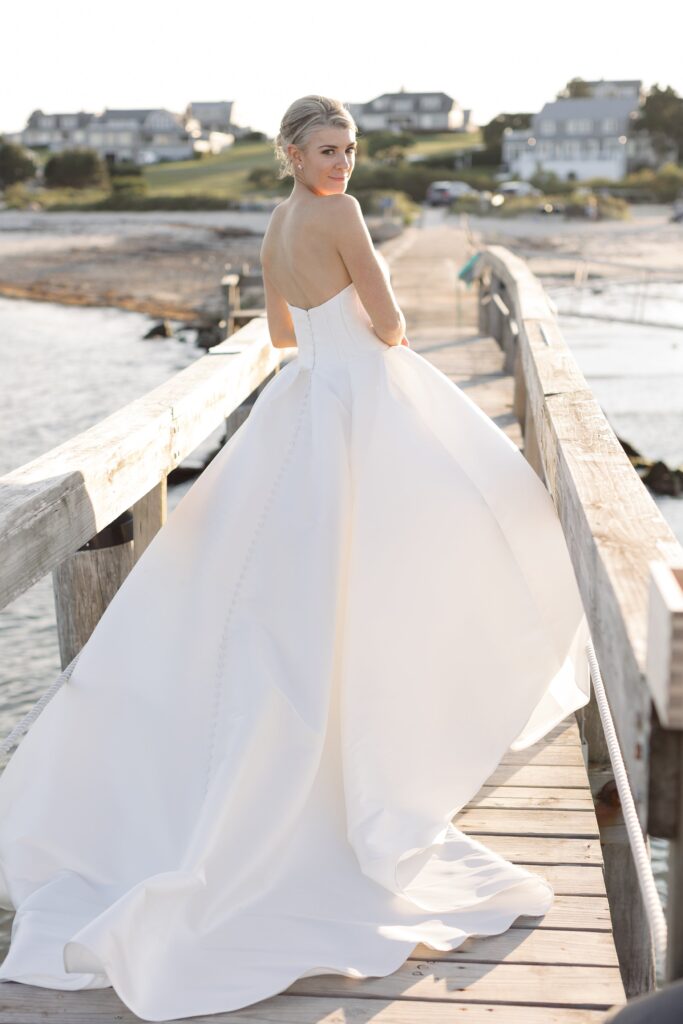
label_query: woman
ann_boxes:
[0,95,590,1021]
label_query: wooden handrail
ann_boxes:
[473,245,683,735]
[0,315,282,612]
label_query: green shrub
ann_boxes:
[44,148,108,188]
[0,141,36,186]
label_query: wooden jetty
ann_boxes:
[1,221,683,1022]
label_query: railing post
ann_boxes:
[477,271,492,335]
[221,271,241,336]
[132,478,167,562]
[52,510,134,667]
[647,561,683,980]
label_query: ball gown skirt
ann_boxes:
[0,280,591,1020]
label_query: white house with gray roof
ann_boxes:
[348,90,473,134]
[5,103,242,164]
[502,79,663,182]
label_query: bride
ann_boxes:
[0,95,591,1021]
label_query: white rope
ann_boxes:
[0,649,83,760]
[585,636,668,963]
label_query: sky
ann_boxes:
[2,1,681,137]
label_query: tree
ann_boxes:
[557,77,592,99]
[481,114,533,164]
[44,148,109,188]
[0,140,36,187]
[632,84,683,162]
[365,130,415,160]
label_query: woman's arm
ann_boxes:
[331,195,407,347]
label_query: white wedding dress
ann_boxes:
[0,276,591,1021]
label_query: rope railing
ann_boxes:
[585,636,668,964]
[0,650,82,760]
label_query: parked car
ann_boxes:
[426,180,479,206]
[494,180,543,198]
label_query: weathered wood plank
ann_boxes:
[513,896,612,931]
[288,960,625,1008]
[471,786,594,809]
[410,927,618,966]
[487,764,590,787]
[519,863,607,895]
[454,809,600,838]
[474,834,603,864]
[0,985,614,1023]
[500,747,586,767]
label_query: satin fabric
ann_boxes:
[0,279,590,1020]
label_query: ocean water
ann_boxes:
[549,281,683,545]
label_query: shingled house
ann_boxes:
[501,79,667,182]
[348,89,473,134]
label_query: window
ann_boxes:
[566,119,593,134]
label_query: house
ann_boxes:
[5,101,244,164]
[502,79,666,182]
[77,108,194,163]
[16,110,93,150]
[348,89,474,134]
[185,101,244,155]
[187,102,235,132]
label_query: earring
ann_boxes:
[298,164,303,170]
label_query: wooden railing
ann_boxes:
[0,311,281,662]
[473,245,683,991]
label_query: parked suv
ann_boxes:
[426,180,478,206]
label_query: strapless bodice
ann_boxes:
[286,281,388,370]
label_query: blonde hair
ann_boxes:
[273,95,358,180]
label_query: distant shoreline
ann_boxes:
[0,206,681,322]
[0,210,270,322]
[0,209,404,322]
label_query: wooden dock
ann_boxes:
[0,222,635,1021]
[0,731,625,1021]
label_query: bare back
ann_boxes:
[260,196,352,311]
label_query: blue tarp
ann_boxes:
[457,252,482,286]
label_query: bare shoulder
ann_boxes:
[322,194,364,239]
[323,193,361,218]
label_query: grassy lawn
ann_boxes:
[144,141,277,197]
[407,130,483,157]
